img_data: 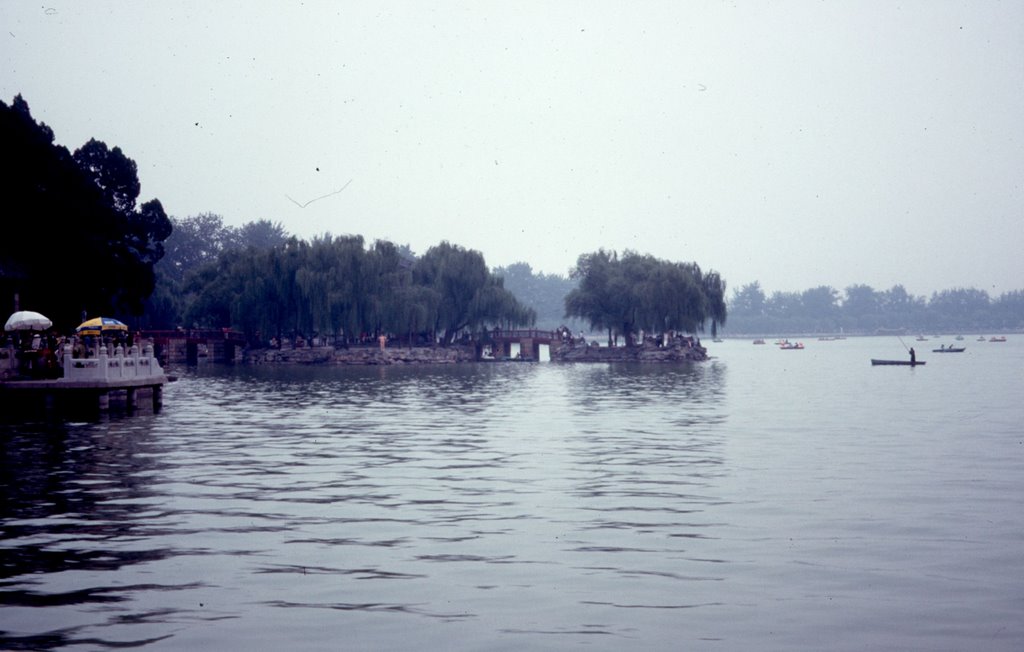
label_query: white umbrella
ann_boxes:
[4,310,53,332]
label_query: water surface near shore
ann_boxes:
[1,336,1021,650]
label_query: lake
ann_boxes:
[1,335,1022,651]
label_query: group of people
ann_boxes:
[3,330,62,379]
[3,330,145,379]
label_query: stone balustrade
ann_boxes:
[62,342,166,382]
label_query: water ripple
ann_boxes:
[2,345,1021,650]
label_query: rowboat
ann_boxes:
[871,359,926,366]
[932,346,965,353]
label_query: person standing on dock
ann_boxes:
[910,347,916,364]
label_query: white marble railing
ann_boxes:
[61,343,165,383]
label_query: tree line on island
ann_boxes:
[152,214,728,347]
[3,93,1022,350]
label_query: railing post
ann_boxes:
[63,342,74,377]
[130,345,140,378]
[115,344,125,378]
[99,343,109,381]
[144,344,155,378]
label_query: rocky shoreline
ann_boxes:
[244,345,477,365]
[549,339,708,363]
[241,339,708,365]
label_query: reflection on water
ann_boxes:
[1,347,1022,650]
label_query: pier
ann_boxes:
[0,341,168,413]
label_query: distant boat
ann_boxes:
[977,336,987,341]
[955,335,964,341]
[932,346,965,353]
[989,336,1007,342]
[915,335,928,341]
[871,359,926,366]
[780,342,804,350]
[753,339,766,345]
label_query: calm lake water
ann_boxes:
[1,336,1022,651]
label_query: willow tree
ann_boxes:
[414,242,535,344]
[565,250,727,345]
[564,249,623,345]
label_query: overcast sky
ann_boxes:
[4,1,1022,297]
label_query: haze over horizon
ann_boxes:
[3,2,1022,298]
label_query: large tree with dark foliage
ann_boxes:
[182,236,534,346]
[565,249,727,346]
[411,242,535,344]
[0,95,171,330]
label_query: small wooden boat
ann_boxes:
[932,346,965,353]
[871,359,926,366]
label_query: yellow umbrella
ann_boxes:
[76,317,129,337]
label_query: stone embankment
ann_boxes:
[243,345,476,365]
[550,339,708,363]
[242,340,708,365]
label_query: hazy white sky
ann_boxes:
[4,1,1022,297]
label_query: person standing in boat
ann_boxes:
[910,347,916,364]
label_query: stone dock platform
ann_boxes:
[1,342,169,413]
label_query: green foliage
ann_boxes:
[0,95,171,328]
[181,237,533,345]
[143,214,291,328]
[414,242,535,344]
[725,283,1023,334]
[564,250,727,345]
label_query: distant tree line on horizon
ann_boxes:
[724,281,1024,335]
